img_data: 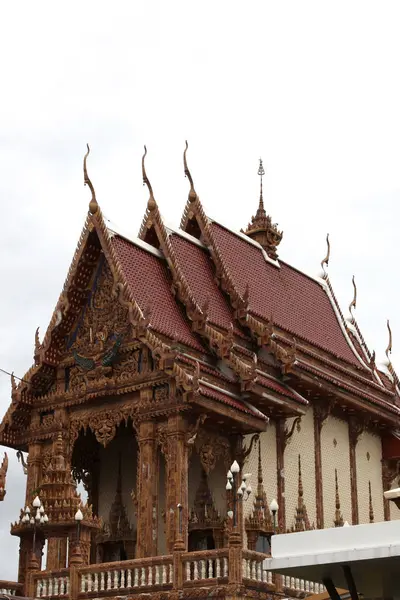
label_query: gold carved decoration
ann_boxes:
[70,403,139,448]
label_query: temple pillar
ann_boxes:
[46,538,68,570]
[349,416,364,525]
[136,419,158,558]
[276,419,286,532]
[166,414,188,553]
[25,442,42,503]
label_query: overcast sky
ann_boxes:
[1,0,400,580]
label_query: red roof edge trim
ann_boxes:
[319,276,370,372]
[256,371,308,406]
[207,215,281,269]
[198,382,267,420]
[298,360,400,416]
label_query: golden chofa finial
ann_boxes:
[84,144,98,215]
[142,146,156,211]
[321,233,330,279]
[349,275,357,320]
[258,158,266,213]
[386,319,393,361]
[184,140,197,202]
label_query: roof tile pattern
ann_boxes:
[112,235,204,351]
[198,384,267,420]
[257,373,307,404]
[209,223,360,367]
[170,234,235,331]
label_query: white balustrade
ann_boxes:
[78,560,173,594]
[183,555,228,582]
[34,575,70,597]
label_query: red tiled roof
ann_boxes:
[170,233,238,332]
[112,235,205,352]
[209,223,361,367]
[198,384,267,420]
[256,373,308,405]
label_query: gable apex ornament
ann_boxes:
[244,158,282,260]
[84,144,98,215]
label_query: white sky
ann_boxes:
[1,0,400,580]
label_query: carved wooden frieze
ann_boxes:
[69,402,140,447]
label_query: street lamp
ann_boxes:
[226,460,252,527]
[75,508,83,542]
[20,495,49,567]
[269,498,279,532]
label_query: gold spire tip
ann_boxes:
[184,140,197,202]
[142,145,156,211]
[84,143,98,215]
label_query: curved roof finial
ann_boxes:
[386,319,393,361]
[183,141,197,202]
[349,275,357,319]
[142,146,156,211]
[321,233,330,278]
[84,144,98,215]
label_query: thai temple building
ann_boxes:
[0,144,399,600]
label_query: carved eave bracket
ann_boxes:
[0,452,8,500]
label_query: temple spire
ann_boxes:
[243,159,283,260]
[257,158,266,215]
[334,469,344,527]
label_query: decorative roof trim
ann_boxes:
[106,222,164,259]
[165,223,207,249]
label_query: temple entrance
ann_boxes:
[71,419,138,563]
[188,452,227,551]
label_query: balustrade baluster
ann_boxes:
[162,564,167,584]
[114,570,119,589]
[200,560,205,579]
[141,567,146,586]
[305,580,310,592]
[208,558,213,578]
[301,579,305,591]
[36,579,41,598]
[100,571,105,591]
[80,574,85,593]
[88,574,93,592]
[59,577,64,595]
[134,568,139,587]
[193,561,199,580]
[120,569,125,588]
[107,570,112,591]
[53,577,59,595]
[257,562,262,581]
[215,557,220,578]
[155,565,161,585]
[66,577,70,596]
[47,578,52,596]
[93,572,98,592]
[148,565,153,586]
[309,581,314,593]
[169,563,173,583]
[127,569,132,588]
[184,561,190,582]
[224,557,228,577]
[42,579,47,597]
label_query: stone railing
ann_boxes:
[0,580,24,596]
[77,555,173,596]
[32,569,70,598]
[181,549,229,584]
[282,574,326,596]
[242,550,273,585]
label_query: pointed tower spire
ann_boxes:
[257,158,266,215]
[244,159,283,260]
[369,481,374,523]
[245,439,273,549]
[334,469,344,527]
[292,454,312,532]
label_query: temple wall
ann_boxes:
[321,415,352,526]
[356,430,384,524]
[285,407,316,529]
[243,422,277,521]
[98,428,137,528]
[157,451,167,555]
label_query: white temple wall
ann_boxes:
[356,430,385,524]
[285,407,316,530]
[321,414,352,526]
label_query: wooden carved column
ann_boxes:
[381,459,399,521]
[348,416,364,525]
[276,417,301,531]
[136,419,158,558]
[25,442,43,502]
[166,414,188,553]
[313,403,332,529]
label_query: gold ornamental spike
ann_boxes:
[183,141,197,202]
[321,233,330,278]
[84,144,98,215]
[142,146,156,211]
